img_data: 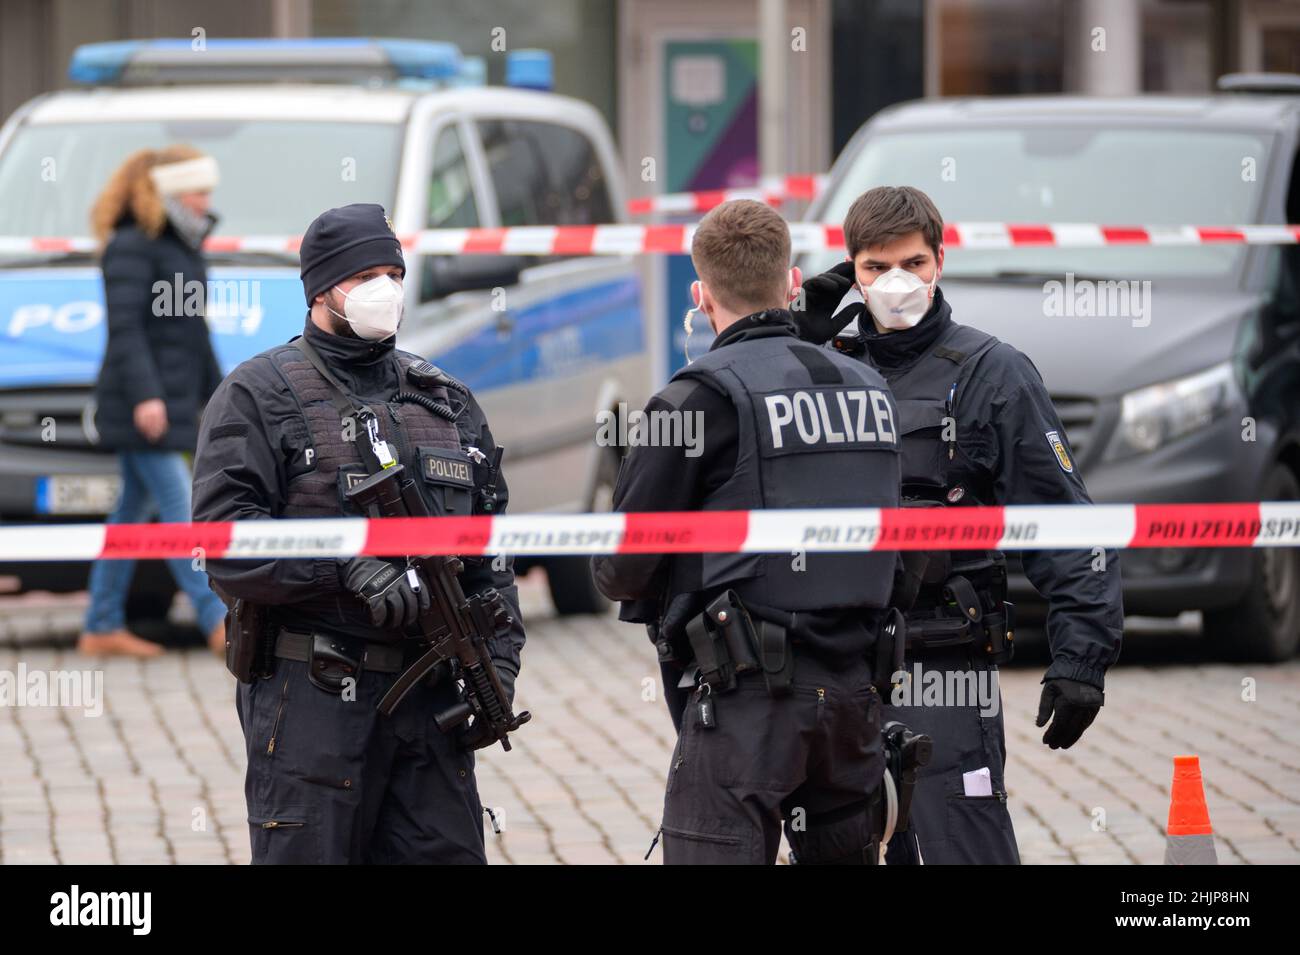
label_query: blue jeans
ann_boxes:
[84,450,227,636]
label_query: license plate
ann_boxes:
[35,475,122,515]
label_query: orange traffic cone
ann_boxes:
[1164,755,1217,865]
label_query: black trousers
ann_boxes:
[883,648,1020,865]
[660,652,883,865]
[235,658,487,864]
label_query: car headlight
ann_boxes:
[1107,362,1240,460]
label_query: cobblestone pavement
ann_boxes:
[1,580,1297,865]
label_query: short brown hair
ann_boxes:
[690,199,791,314]
[843,186,944,259]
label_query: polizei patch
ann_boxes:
[759,386,898,454]
[419,447,474,486]
[1045,430,1073,473]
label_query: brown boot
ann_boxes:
[77,629,164,658]
[207,621,227,657]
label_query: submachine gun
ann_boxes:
[346,461,531,751]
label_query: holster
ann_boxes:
[872,608,907,697]
[882,719,933,837]
[307,631,364,695]
[684,590,794,697]
[224,598,276,684]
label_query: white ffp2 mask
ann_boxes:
[329,275,404,340]
[863,268,936,331]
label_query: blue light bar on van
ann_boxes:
[505,49,553,91]
[67,40,144,85]
[67,37,462,87]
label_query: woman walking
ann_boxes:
[79,146,229,657]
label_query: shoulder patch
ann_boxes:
[1045,430,1074,473]
[656,378,700,411]
[207,423,248,440]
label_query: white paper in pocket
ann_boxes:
[962,766,993,797]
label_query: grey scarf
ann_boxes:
[163,196,217,250]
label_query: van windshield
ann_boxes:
[806,126,1271,280]
[0,119,402,241]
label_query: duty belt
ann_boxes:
[903,598,1015,664]
[274,628,406,674]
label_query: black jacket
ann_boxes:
[93,217,223,451]
[190,318,525,676]
[808,288,1123,688]
[592,311,889,663]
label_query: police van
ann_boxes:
[0,38,648,617]
[802,76,1300,661]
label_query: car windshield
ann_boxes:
[0,119,403,241]
[804,126,1271,280]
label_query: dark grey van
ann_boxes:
[803,78,1300,661]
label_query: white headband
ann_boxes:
[149,156,219,196]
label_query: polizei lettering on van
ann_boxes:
[761,387,897,451]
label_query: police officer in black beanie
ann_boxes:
[192,203,526,864]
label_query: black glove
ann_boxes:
[340,557,431,631]
[657,591,705,660]
[793,261,860,344]
[1035,678,1104,750]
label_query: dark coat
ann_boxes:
[93,216,223,451]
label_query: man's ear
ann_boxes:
[787,266,803,301]
[696,280,719,318]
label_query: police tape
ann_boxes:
[3,503,1300,561]
[4,222,1299,258]
[626,175,828,215]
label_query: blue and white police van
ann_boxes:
[0,38,649,616]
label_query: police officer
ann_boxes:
[192,203,525,864]
[592,200,902,864]
[795,186,1124,864]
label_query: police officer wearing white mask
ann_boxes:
[796,186,1123,865]
[192,203,525,864]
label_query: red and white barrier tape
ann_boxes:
[4,222,1298,259]
[627,175,827,215]
[4,503,1299,561]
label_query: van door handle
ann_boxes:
[495,312,515,336]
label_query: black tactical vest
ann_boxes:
[879,322,999,502]
[867,322,1012,639]
[669,333,901,611]
[264,344,474,618]
[269,345,472,518]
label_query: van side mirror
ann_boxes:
[421,254,525,300]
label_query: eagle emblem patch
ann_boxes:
[1045,430,1074,473]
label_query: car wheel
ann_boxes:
[1203,465,1300,662]
[545,450,619,616]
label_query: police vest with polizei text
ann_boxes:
[669,333,901,612]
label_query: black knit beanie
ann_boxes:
[299,203,405,305]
